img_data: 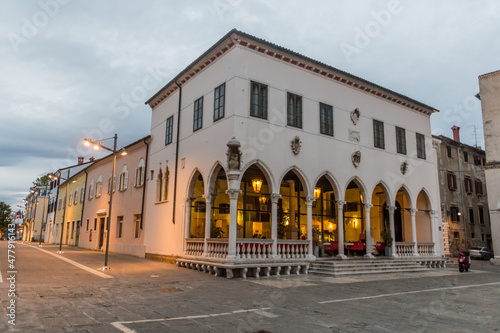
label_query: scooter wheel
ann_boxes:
[459,266,464,272]
[465,267,469,272]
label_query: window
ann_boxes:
[473,155,481,166]
[396,127,406,154]
[193,97,203,131]
[464,176,473,194]
[214,83,225,121]
[450,206,460,222]
[58,199,62,211]
[86,219,89,231]
[482,158,486,166]
[463,151,468,162]
[287,93,302,128]
[165,115,174,145]
[95,176,102,198]
[482,233,485,241]
[108,175,116,193]
[134,214,141,238]
[71,221,75,239]
[250,81,268,119]
[469,208,474,224]
[157,167,169,202]
[416,133,426,159]
[68,190,73,206]
[447,172,457,191]
[73,186,79,205]
[471,232,475,239]
[80,187,85,203]
[94,218,97,231]
[119,165,128,191]
[446,146,452,158]
[479,206,485,224]
[135,159,145,187]
[116,216,123,238]
[373,120,385,149]
[88,180,94,200]
[320,103,334,136]
[475,180,483,196]
[453,231,460,239]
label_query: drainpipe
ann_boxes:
[172,81,183,224]
[79,169,88,246]
[140,137,149,229]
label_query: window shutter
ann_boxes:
[108,177,111,194]
[124,171,128,190]
[134,167,138,187]
[113,175,116,192]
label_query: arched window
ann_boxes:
[238,165,271,239]
[95,176,102,197]
[119,165,128,191]
[312,176,337,243]
[210,167,229,238]
[88,179,94,200]
[189,172,205,238]
[135,158,145,187]
[279,171,306,239]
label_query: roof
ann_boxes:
[478,69,500,79]
[146,29,438,115]
[432,134,485,155]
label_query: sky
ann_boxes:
[1,0,499,210]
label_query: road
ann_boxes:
[1,240,499,332]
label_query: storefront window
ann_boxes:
[312,176,337,244]
[210,168,229,238]
[279,171,307,239]
[190,174,205,238]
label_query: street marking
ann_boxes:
[319,281,500,304]
[25,244,113,279]
[111,307,273,332]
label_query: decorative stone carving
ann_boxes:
[348,129,360,142]
[305,196,315,205]
[291,136,301,155]
[270,193,281,204]
[352,151,361,168]
[350,108,360,125]
[400,161,409,175]
[226,137,241,170]
[226,189,242,201]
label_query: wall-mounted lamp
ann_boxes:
[314,187,321,200]
[259,196,267,205]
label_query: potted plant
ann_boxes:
[380,227,393,257]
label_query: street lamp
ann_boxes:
[49,172,75,254]
[83,134,126,270]
[38,180,51,247]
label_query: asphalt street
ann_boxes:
[1,241,499,332]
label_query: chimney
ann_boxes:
[451,126,460,142]
[78,156,84,165]
[89,157,95,162]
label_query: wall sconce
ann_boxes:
[353,219,358,227]
[252,179,263,193]
[314,187,321,200]
[259,196,267,205]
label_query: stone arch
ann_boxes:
[278,166,310,197]
[344,176,369,204]
[313,171,342,202]
[187,169,206,239]
[416,189,433,243]
[207,161,227,195]
[186,168,205,199]
[240,160,275,194]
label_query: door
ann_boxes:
[75,220,81,247]
[65,222,70,244]
[98,217,105,249]
[394,202,403,242]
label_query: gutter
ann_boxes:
[172,81,183,224]
[140,137,149,229]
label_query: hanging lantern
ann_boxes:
[252,179,263,193]
[259,196,267,205]
[314,187,321,200]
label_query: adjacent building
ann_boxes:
[479,69,500,265]
[143,29,444,276]
[434,127,491,257]
[23,186,49,242]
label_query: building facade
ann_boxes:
[23,186,49,242]
[434,128,491,257]
[78,137,150,257]
[479,69,500,265]
[143,30,444,275]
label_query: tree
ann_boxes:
[30,175,50,191]
[0,201,12,234]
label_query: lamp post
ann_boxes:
[84,134,126,270]
[38,182,49,247]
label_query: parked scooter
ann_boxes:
[458,250,470,272]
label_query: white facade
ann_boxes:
[144,30,444,268]
[479,69,500,265]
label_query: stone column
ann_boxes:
[271,193,281,259]
[203,194,212,257]
[389,206,397,257]
[184,198,192,254]
[411,208,418,256]
[364,204,374,257]
[226,189,241,260]
[430,210,438,256]
[306,196,315,259]
[336,201,346,259]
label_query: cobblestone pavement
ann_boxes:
[1,241,499,332]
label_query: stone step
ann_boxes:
[312,261,424,268]
[309,267,431,277]
[310,263,424,273]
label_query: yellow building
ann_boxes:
[54,169,87,246]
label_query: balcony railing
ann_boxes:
[395,242,435,257]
